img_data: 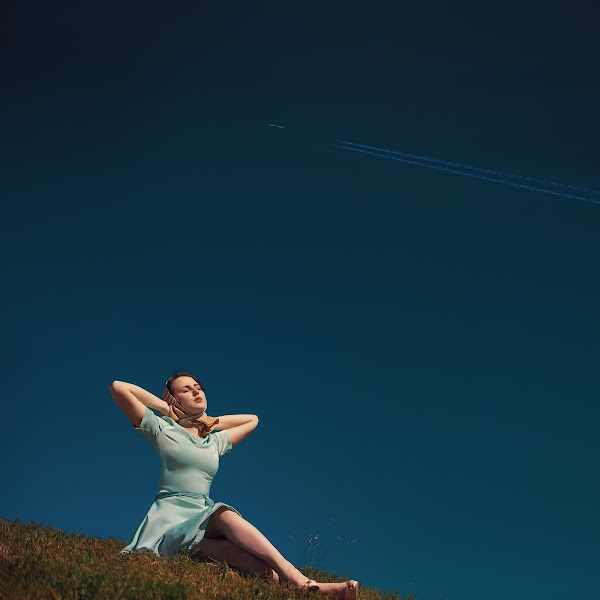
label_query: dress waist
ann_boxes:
[154,491,213,502]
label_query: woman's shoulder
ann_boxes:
[210,429,232,456]
[143,409,176,429]
[134,407,174,444]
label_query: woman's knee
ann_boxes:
[212,507,246,536]
[204,506,233,539]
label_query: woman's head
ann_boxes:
[166,371,207,415]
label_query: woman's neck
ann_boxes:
[179,417,206,437]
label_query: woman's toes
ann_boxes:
[344,580,359,599]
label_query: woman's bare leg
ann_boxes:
[206,507,310,585]
[204,508,358,598]
[190,536,279,582]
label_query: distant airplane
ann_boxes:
[268,123,285,129]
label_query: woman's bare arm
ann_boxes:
[109,380,170,427]
[213,414,259,431]
[218,416,259,449]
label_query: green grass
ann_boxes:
[0,517,413,600]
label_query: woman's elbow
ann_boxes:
[109,380,123,392]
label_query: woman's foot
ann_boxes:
[283,560,359,599]
[344,580,359,600]
[301,578,321,592]
[299,580,359,599]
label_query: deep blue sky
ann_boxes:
[1,3,599,600]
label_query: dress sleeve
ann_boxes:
[133,406,167,445]
[212,429,232,456]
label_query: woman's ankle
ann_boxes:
[282,560,309,586]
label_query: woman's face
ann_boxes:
[171,375,207,414]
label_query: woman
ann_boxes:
[110,371,360,599]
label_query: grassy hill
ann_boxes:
[0,518,413,600]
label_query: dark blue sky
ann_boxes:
[1,3,599,600]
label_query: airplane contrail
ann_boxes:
[332,138,600,197]
[331,140,600,207]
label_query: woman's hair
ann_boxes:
[166,370,205,397]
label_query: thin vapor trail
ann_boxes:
[331,142,600,207]
[332,138,600,197]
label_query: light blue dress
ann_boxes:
[120,406,242,558]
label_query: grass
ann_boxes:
[0,517,413,600]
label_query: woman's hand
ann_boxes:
[160,388,176,417]
[158,403,172,417]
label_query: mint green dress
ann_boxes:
[120,406,242,558]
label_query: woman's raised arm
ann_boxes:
[109,380,170,428]
[216,415,259,449]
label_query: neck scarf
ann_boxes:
[161,386,220,438]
